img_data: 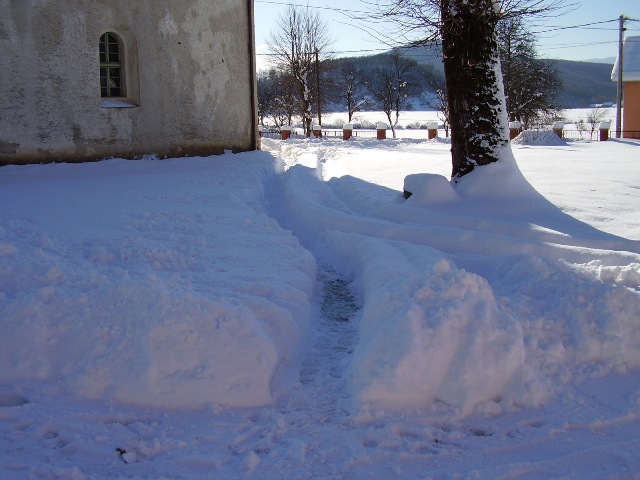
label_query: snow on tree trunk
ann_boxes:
[295,72,312,138]
[441,0,509,181]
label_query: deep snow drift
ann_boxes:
[1,134,639,478]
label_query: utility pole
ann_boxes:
[616,14,626,139]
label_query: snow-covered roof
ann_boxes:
[611,36,640,82]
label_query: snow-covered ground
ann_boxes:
[1,129,639,479]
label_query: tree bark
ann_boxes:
[440,0,509,181]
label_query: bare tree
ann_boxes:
[334,61,369,122]
[366,51,422,138]
[498,17,563,129]
[421,64,449,136]
[369,0,563,180]
[435,87,450,136]
[586,107,608,138]
[576,107,608,140]
[268,5,331,137]
[257,68,298,128]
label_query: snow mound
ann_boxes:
[403,173,459,206]
[512,130,567,146]
[330,233,531,414]
[277,146,640,416]
[454,146,548,205]
[0,154,316,409]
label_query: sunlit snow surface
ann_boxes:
[1,131,639,478]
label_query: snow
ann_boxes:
[612,36,640,82]
[1,127,640,478]
[0,154,316,410]
[323,107,619,134]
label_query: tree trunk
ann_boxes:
[298,78,313,137]
[440,0,509,181]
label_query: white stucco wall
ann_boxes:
[0,0,258,164]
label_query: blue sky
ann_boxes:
[254,0,640,67]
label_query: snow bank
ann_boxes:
[275,143,640,416]
[3,137,640,420]
[329,233,529,415]
[0,154,316,409]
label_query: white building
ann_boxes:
[0,0,259,165]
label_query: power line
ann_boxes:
[258,37,626,57]
[255,0,370,15]
[257,47,390,56]
[257,0,640,36]
[256,4,640,59]
[540,40,618,50]
[533,18,619,34]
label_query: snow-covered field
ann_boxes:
[321,107,617,131]
[1,127,639,479]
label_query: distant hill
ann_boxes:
[585,57,616,64]
[329,45,617,109]
[554,60,616,107]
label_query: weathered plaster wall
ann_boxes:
[0,0,257,164]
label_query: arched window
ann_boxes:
[99,32,124,97]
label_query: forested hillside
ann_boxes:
[554,60,617,107]
[329,46,616,109]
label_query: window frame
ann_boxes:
[99,32,125,98]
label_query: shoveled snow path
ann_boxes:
[225,267,362,478]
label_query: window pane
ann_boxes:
[108,43,119,63]
[100,67,107,97]
[108,67,121,96]
[99,32,124,98]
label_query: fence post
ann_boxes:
[599,121,611,141]
[427,121,439,140]
[552,121,564,138]
[312,124,322,138]
[258,125,264,138]
[509,121,522,140]
[376,123,388,140]
[280,126,291,140]
[343,123,353,140]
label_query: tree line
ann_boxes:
[258,5,563,141]
[260,0,567,181]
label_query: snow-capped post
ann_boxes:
[509,121,522,140]
[377,123,388,140]
[343,123,353,140]
[312,124,322,138]
[552,121,564,139]
[599,121,611,141]
[280,126,292,140]
[258,125,264,138]
[427,121,439,139]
